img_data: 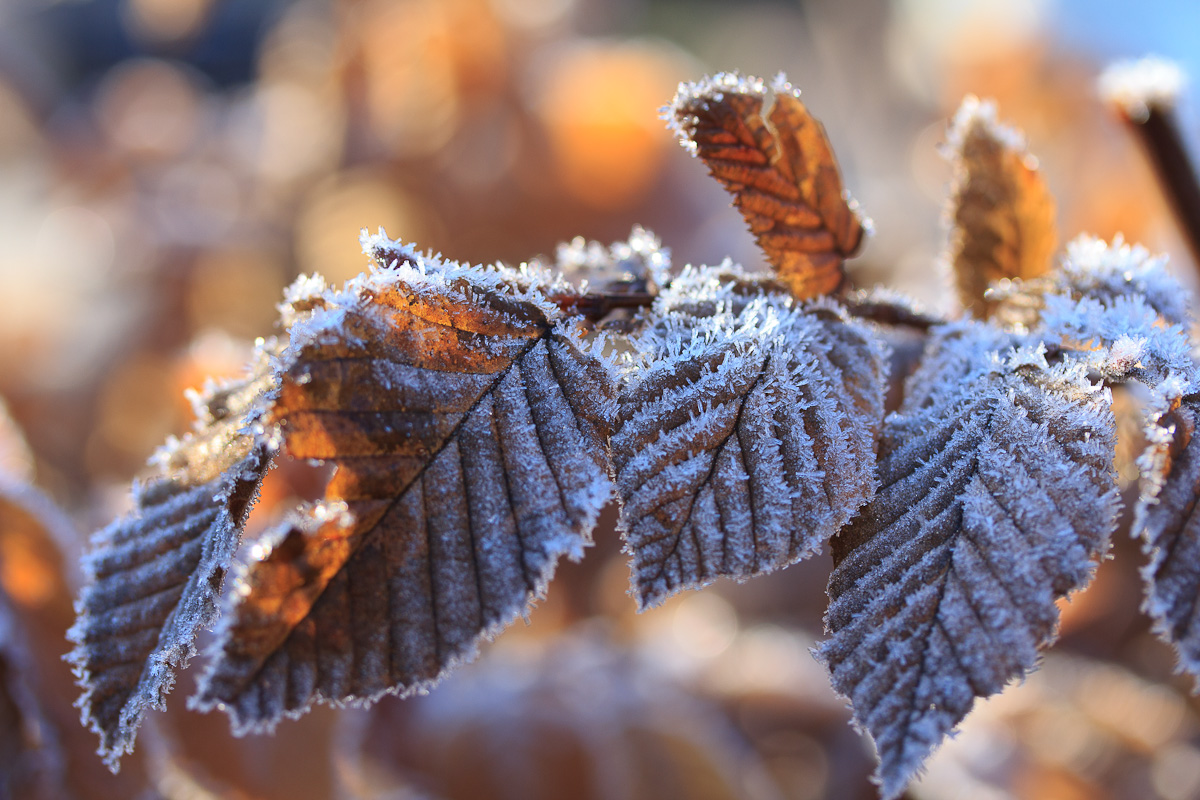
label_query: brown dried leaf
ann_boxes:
[0,481,78,800]
[613,265,886,608]
[192,238,616,733]
[68,369,275,770]
[818,323,1119,799]
[944,96,1057,318]
[0,587,63,800]
[0,477,153,798]
[669,73,864,301]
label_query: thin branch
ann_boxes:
[548,291,656,321]
[1101,57,1200,274]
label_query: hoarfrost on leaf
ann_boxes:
[613,265,887,608]
[1056,233,1190,326]
[818,321,1119,799]
[67,365,276,771]
[668,71,865,301]
[1136,395,1200,683]
[191,237,617,733]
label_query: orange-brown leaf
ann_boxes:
[2,477,153,797]
[944,96,1058,317]
[669,73,864,300]
[193,238,617,733]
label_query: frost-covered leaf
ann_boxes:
[1054,234,1190,325]
[818,322,1119,799]
[539,225,672,295]
[192,238,616,733]
[68,368,275,770]
[1037,235,1200,688]
[944,96,1057,318]
[1137,395,1200,681]
[669,73,864,301]
[612,264,886,608]
[1013,235,1196,384]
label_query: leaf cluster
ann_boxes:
[68,71,1200,798]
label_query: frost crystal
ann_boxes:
[1098,55,1186,122]
[613,266,887,608]
[818,321,1119,799]
[192,235,617,732]
[69,370,276,770]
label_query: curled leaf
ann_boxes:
[818,323,1119,799]
[944,96,1057,318]
[669,73,864,301]
[0,474,152,797]
[68,369,275,770]
[193,240,616,733]
[613,264,886,608]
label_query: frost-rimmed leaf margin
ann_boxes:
[189,232,621,735]
[1045,236,1200,687]
[818,320,1120,799]
[66,359,279,771]
[612,262,888,609]
[666,71,867,301]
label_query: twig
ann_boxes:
[1101,57,1200,272]
[548,291,656,321]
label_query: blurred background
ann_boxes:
[2,0,1200,798]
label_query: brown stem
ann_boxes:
[548,292,656,321]
[1118,103,1200,272]
[840,296,941,331]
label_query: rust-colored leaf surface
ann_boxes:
[669,73,865,301]
[193,235,616,733]
[1,477,153,797]
[944,96,1058,318]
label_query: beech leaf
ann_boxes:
[613,264,886,608]
[1137,395,1200,682]
[943,96,1057,318]
[191,236,616,733]
[818,322,1119,798]
[0,482,78,800]
[669,73,865,301]
[68,369,275,770]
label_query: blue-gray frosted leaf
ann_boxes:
[1041,236,1195,384]
[817,321,1119,800]
[1055,234,1190,326]
[68,371,274,771]
[1137,396,1200,683]
[191,240,617,734]
[613,265,887,609]
[1042,235,1200,691]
